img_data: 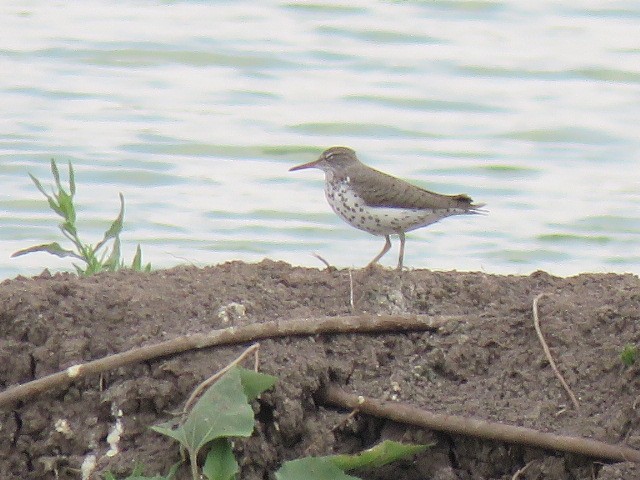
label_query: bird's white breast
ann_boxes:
[324,178,456,236]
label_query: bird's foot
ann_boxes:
[363,261,384,273]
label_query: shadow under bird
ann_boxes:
[290,146,486,270]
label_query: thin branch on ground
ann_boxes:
[532,293,580,410]
[182,343,260,414]
[511,460,534,480]
[0,314,458,409]
[318,384,640,463]
[331,408,360,432]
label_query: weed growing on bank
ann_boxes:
[12,159,150,275]
[621,344,638,367]
[105,366,428,480]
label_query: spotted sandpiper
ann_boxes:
[290,146,485,270]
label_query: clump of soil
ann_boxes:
[0,260,639,479]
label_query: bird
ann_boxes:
[289,146,485,270]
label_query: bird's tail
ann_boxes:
[469,203,488,214]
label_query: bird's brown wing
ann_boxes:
[349,166,477,211]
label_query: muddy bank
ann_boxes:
[0,261,639,479]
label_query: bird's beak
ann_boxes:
[289,158,322,172]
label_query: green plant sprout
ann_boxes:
[12,159,150,275]
[621,344,637,367]
[107,367,429,480]
[274,440,430,480]
[152,366,277,480]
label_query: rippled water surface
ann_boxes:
[1,1,639,278]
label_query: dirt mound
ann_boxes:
[1,261,639,479]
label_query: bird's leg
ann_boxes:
[366,235,391,268]
[397,232,406,271]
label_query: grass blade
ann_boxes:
[12,242,82,260]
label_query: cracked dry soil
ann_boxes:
[1,260,640,479]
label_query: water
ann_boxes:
[1,1,639,279]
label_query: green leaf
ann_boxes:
[60,220,79,239]
[103,236,122,271]
[202,438,239,480]
[132,244,143,271]
[29,173,63,217]
[73,263,88,275]
[28,172,54,202]
[12,242,82,259]
[68,160,76,196]
[237,367,277,401]
[57,189,76,223]
[151,367,256,465]
[329,440,429,471]
[275,441,429,480]
[621,344,637,367]
[275,458,360,480]
[50,158,62,191]
[107,193,125,239]
[95,193,125,254]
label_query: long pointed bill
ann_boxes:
[289,158,322,171]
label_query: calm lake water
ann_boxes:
[1,1,639,279]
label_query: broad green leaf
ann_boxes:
[329,440,429,471]
[275,441,429,480]
[275,458,359,480]
[12,242,81,259]
[151,367,255,460]
[238,367,277,401]
[202,438,239,480]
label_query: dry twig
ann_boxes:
[532,293,580,410]
[312,252,332,270]
[319,384,640,463]
[511,460,534,480]
[0,314,456,410]
[182,343,260,414]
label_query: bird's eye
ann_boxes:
[325,153,334,160]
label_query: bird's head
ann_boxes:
[289,146,359,174]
